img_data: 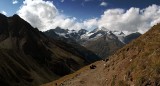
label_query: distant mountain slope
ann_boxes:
[0,13,100,86]
[44,23,160,86]
[44,28,141,59]
[44,27,87,42]
[124,32,141,44]
[83,30,141,58]
[44,28,77,44]
[84,31,124,58]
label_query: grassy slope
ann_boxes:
[42,23,160,86]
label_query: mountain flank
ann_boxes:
[43,23,160,86]
[0,13,100,86]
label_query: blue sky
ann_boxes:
[0,0,160,33]
[0,0,21,16]
[1,0,160,20]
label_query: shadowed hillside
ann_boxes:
[0,13,100,86]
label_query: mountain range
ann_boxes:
[44,27,141,58]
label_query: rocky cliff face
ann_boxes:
[0,14,100,86]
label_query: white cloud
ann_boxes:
[17,0,84,31]
[17,0,95,31]
[100,2,107,7]
[17,0,58,31]
[12,0,18,4]
[97,4,160,33]
[1,11,7,15]
[83,18,98,29]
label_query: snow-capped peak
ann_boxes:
[99,27,110,32]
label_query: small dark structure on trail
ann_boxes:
[90,64,96,69]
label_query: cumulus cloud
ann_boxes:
[17,0,58,31]
[100,2,107,7]
[83,18,98,29]
[49,15,83,30]
[17,0,88,31]
[1,11,7,15]
[97,4,160,33]
[12,0,18,4]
